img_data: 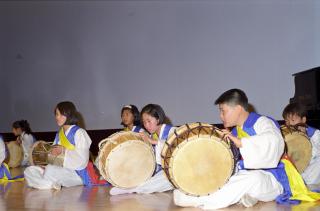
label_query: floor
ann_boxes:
[1,168,320,211]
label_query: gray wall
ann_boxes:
[1,0,320,132]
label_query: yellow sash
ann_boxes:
[152,133,159,140]
[237,126,320,202]
[58,128,75,150]
[0,163,24,183]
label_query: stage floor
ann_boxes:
[1,168,320,211]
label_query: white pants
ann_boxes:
[302,157,320,185]
[110,170,173,195]
[175,169,283,210]
[24,165,83,189]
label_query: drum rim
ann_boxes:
[97,132,155,188]
[161,122,234,196]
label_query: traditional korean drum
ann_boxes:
[29,140,65,167]
[161,122,238,196]
[5,141,23,168]
[280,125,312,173]
[98,131,155,188]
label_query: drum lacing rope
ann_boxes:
[197,122,202,138]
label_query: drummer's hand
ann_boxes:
[139,132,158,145]
[220,129,242,148]
[297,125,307,133]
[15,137,22,145]
[50,145,64,156]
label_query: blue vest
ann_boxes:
[306,126,317,138]
[54,125,80,145]
[54,126,94,186]
[132,126,142,133]
[232,112,300,205]
[154,124,173,174]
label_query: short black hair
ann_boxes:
[214,88,249,111]
[12,120,32,134]
[121,104,141,126]
[54,101,79,125]
[140,104,166,125]
[282,102,307,119]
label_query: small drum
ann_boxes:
[5,141,23,168]
[161,122,237,196]
[29,141,65,167]
[280,125,312,173]
[98,131,155,189]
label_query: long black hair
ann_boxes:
[12,120,32,134]
[54,101,79,126]
[121,104,141,126]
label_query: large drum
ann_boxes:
[5,141,23,168]
[98,131,156,189]
[161,122,237,196]
[29,141,65,167]
[280,125,312,173]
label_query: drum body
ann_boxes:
[5,141,23,168]
[161,123,236,196]
[98,131,155,189]
[280,125,312,173]
[29,141,65,167]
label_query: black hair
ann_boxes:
[54,101,79,126]
[140,104,166,125]
[12,120,32,134]
[214,88,249,111]
[282,102,307,119]
[121,104,141,126]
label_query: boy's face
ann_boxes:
[284,113,306,126]
[218,103,241,128]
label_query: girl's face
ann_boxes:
[55,108,67,127]
[121,109,135,126]
[12,127,22,136]
[285,113,306,126]
[142,113,160,134]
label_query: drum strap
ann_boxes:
[236,122,320,204]
[0,163,24,183]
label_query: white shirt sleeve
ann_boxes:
[21,133,34,159]
[63,128,92,170]
[240,116,285,169]
[0,138,5,164]
[310,129,320,160]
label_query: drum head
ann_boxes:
[162,122,235,196]
[284,132,312,173]
[106,140,155,188]
[170,136,234,196]
[98,131,156,188]
[6,141,23,168]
